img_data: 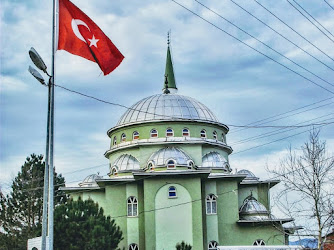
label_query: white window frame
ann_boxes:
[111,166,118,176]
[213,131,217,140]
[113,136,117,145]
[253,239,266,246]
[128,243,139,250]
[168,186,177,198]
[166,159,176,169]
[166,128,174,137]
[206,194,217,214]
[127,196,138,217]
[182,128,190,137]
[150,129,158,138]
[222,133,226,143]
[208,241,218,250]
[200,129,207,138]
[133,131,139,140]
[187,160,194,169]
[121,133,126,142]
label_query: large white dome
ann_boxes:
[117,94,218,126]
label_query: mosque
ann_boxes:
[62,41,295,250]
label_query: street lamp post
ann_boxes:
[28,47,54,250]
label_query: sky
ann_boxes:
[1,0,334,233]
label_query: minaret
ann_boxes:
[163,31,178,94]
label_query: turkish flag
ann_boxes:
[58,0,124,75]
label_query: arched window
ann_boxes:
[253,239,266,246]
[206,194,217,214]
[182,128,190,137]
[150,129,158,138]
[166,128,174,137]
[213,131,217,140]
[167,159,176,169]
[127,196,138,217]
[168,186,177,198]
[128,243,139,250]
[133,131,139,140]
[113,136,117,145]
[188,160,194,169]
[200,129,206,138]
[111,167,118,176]
[208,241,218,250]
[121,133,126,142]
[147,162,154,170]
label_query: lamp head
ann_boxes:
[29,47,47,73]
[28,66,45,85]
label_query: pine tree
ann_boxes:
[176,241,192,250]
[54,197,123,250]
[0,154,67,249]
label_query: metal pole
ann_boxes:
[41,79,51,250]
[48,0,57,248]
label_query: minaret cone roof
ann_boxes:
[163,41,177,93]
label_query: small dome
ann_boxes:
[147,147,193,168]
[117,94,218,127]
[239,195,270,220]
[79,174,102,187]
[112,154,140,172]
[201,152,230,171]
[237,169,259,181]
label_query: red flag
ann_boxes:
[58,0,124,75]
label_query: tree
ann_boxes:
[0,154,67,249]
[175,241,192,250]
[54,197,123,250]
[270,130,334,249]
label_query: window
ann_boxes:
[127,196,138,217]
[150,129,158,138]
[128,243,139,250]
[168,186,177,198]
[200,129,206,138]
[222,133,225,143]
[206,194,217,214]
[147,162,154,170]
[121,133,126,142]
[111,167,118,176]
[166,128,174,137]
[133,131,139,140]
[167,159,176,169]
[213,131,217,140]
[182,128,190,137]
[113,136,117,145]
[208,241,218,250]
[253,239,266,246]
[188,160,194,169]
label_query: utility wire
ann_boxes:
[170,0,334,95]
[194,0,334,87]
[324,0,334,12]
[254,0,334,62]
[229,97,334,134]
[230,113,334,146]
[232,122,333,155]
[230,100,334,134]
[287,0,334,44]
[292,0,334,38]
[229,0,334,70]
[54,83,334,129]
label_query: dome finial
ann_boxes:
[164,74,170,94]
[163,31,178,94]
[167,30,170,46]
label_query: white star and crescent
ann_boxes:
[71,19,99,48]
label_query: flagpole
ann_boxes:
[41,80,51,250]
[48,0,57,248]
